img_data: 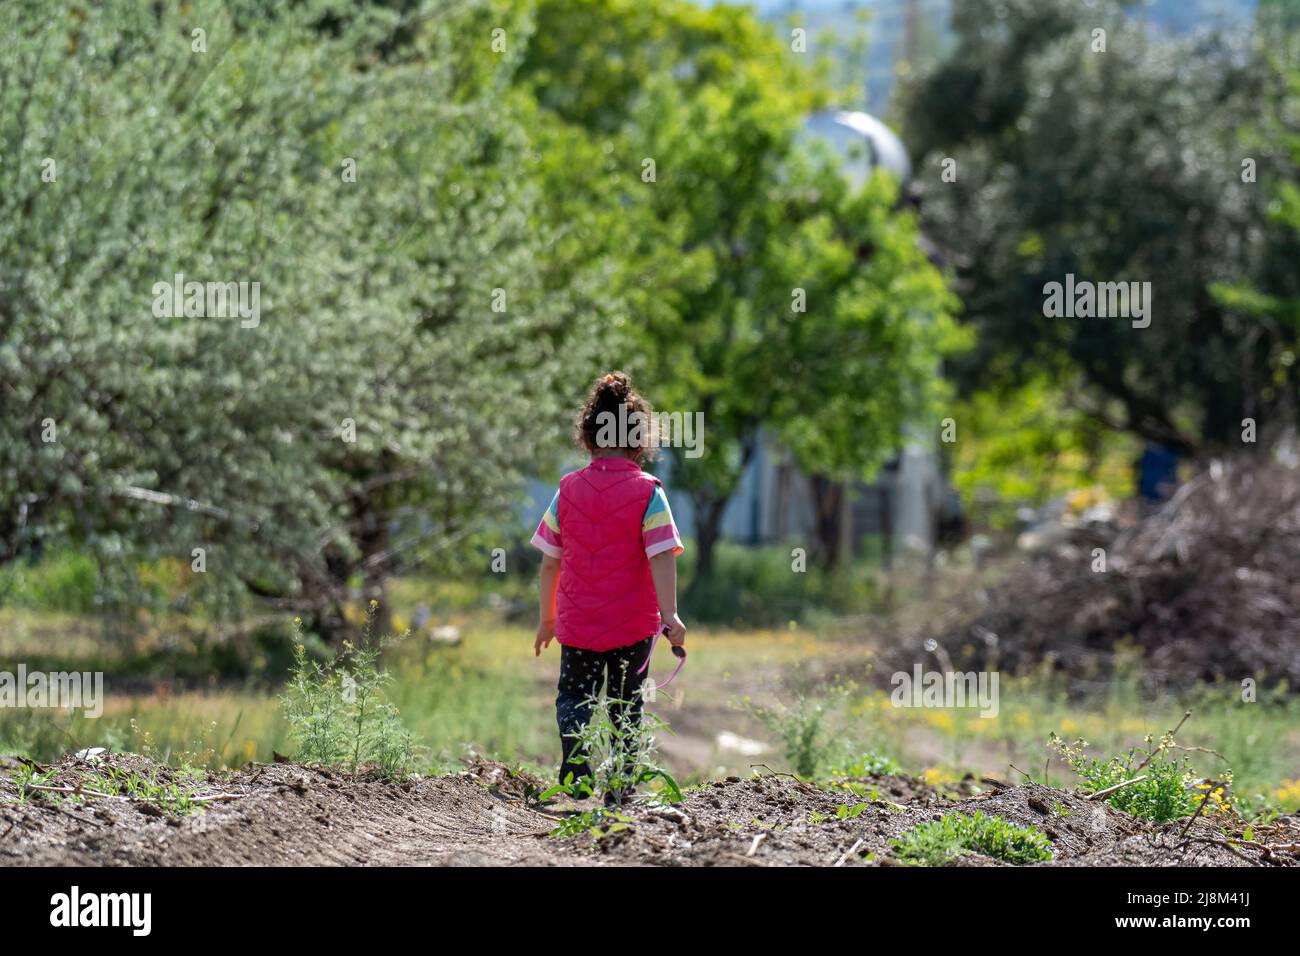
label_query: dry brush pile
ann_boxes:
[928,458,1300,690]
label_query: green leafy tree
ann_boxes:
[520,0,962,575]
[1210,22,1300,431]
[0,0,603,634]
[902,0,1296,455]
[949,376,1138,529]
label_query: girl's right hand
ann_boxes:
[534,620,555,656]
[662,612,686,646]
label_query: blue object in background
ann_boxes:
[1138,443,1180,503]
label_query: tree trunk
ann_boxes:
[352,492,392,640]
[677,432,755,597]
[808,475,844,569]
[688,492,728,588]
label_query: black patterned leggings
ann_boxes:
[555,636,653,787]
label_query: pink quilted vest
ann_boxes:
[556,458,663,651]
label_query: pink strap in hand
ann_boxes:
[637,626,686,688]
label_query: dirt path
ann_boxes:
[4,754,1295,867]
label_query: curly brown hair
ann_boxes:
[574,371,658,460]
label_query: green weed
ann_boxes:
[812,800,870,825]
[747,684,850,778]
[893,810,1053,865]
[836,751,902,777]
[9,761,208,816]
[1048,727,1230,823]
[280,606,417,779]
[540,691,681,806]
[548,807,635,839]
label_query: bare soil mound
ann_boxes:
[4,753,1295,867]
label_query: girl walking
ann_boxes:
[531,372,686,804]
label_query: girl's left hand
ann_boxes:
[534,620,555,656]
[661,612,686,646]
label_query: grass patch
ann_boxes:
[834,751,903,777]
[0,610,556,773]
[892,810,1053,866]
[4,576,1299,818]
[10,761,209,816]
[834,670,1299,814]
[678,541,881,627]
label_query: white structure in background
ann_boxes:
[670,111,952,562]
[800,109,912,188]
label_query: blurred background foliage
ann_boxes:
[0,0,1296,638]
[902,0,1299,456]
[2,0,1299,803]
